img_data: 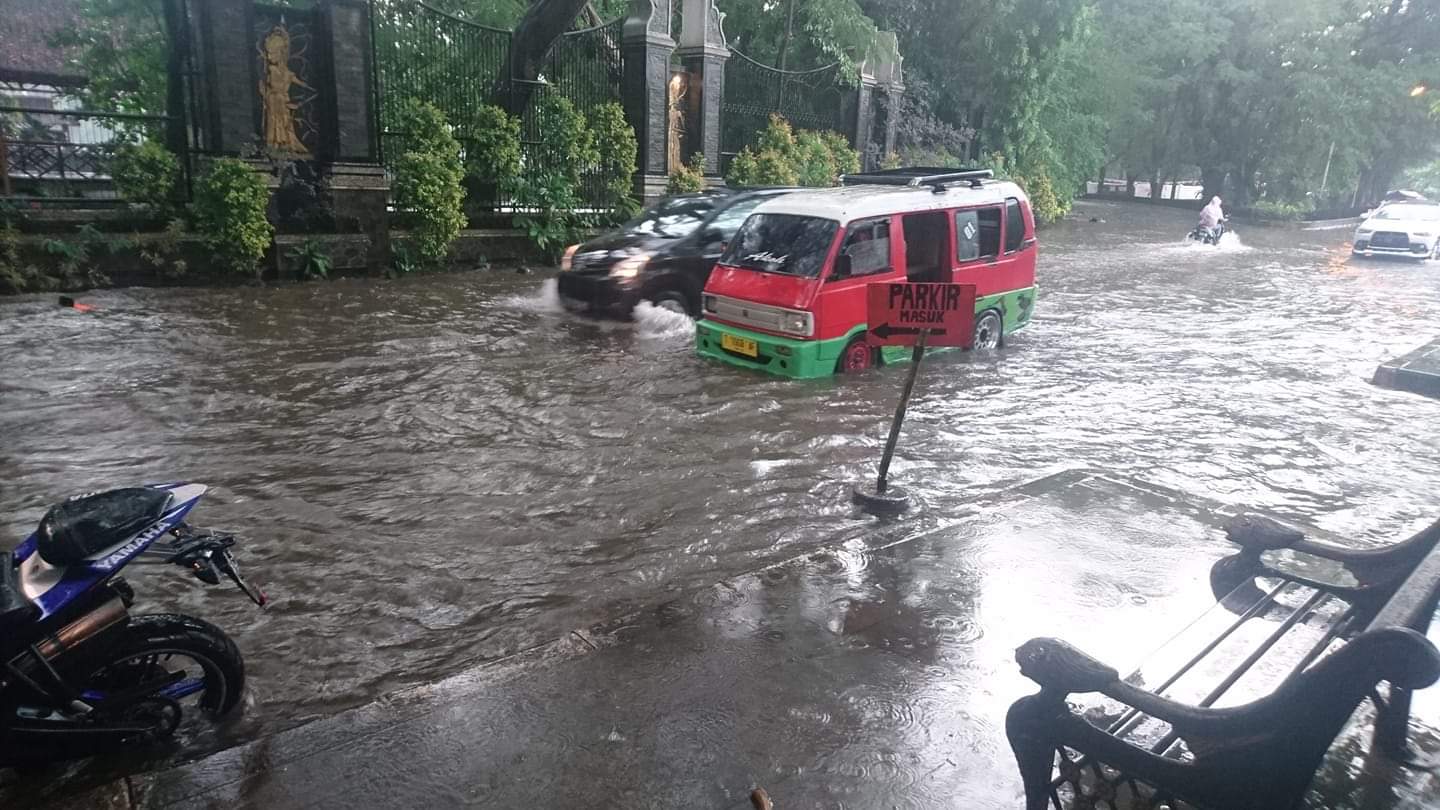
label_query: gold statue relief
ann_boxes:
[667,73,687,172]
[259,23,313,156]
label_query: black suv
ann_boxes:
[557,187,793,317]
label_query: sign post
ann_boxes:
[852,282,977,514]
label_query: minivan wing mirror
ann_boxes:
[830,254,853,281]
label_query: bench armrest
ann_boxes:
[1225,513,1440,575]
[1224,513,1306,551]
[1016,628,1440,739]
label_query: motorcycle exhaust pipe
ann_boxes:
[33,597,128,662]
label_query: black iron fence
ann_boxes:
[374,2,626,213]
[720,50,853,169]
[0,95,183,206]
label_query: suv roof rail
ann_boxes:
[841,167,994,192]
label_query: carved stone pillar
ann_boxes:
[622,0,676,201]
[853,69,877,170]
[872,32,904,165]
[675,0,729,176]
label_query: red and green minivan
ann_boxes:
[695,169,1038,378]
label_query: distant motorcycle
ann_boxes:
[0,484,264,764]
[1188,219,1228,246]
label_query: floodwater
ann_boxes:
[2,200,1439,773]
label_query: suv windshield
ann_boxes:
[721,214,838,277]
[1375,204,1440,221]
[626,196,718,238]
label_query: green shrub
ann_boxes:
[140,218,188,278]
[754,115,800,165]
[393,99,460,160]
[0,220,56,293]
[668,152,708,195]
[388,102,466,265]
[289,238,332,280]
[392,151,466,263]
[193,158,274,279]
[589,101,640,224]
[796,131,838,188]
[726,115,857,188]
[512,95,596,258]
[1248,199,1312,221]
[822,131,861,177]
[983,152,1066,225]
[513,173,587,260]
[109,140,179,212]
[461,104,522,191]
[535,94,596,186]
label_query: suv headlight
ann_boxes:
[1355,229,1372,236]
[1413,231,1433,238]
[781,310,813,337]
[609,253,651,283]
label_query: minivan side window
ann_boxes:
[955,207,1003,261]
[1004,198,1025,253]
[840,218,892,278]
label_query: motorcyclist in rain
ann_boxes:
[1197,196,1225,241]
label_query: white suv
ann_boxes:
[1353,202,1440,260]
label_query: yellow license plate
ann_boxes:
[721,333,759,358]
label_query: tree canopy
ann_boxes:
[47,0,1440,216]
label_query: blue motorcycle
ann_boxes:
[1,484,263,764]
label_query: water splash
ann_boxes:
[500,278,565,313]
[632,300,694,340]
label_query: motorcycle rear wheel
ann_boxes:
[86,614,246,720]
[0,615,244,764]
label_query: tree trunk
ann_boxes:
[1200,167,1225,205]
[497,0,591,115]
[1126,172,1136,199]
[1150,170,1162,202]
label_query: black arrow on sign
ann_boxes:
[871,324,947,339]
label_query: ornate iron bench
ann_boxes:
[1006,513,1440,810]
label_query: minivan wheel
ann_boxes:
[837,338,876,373]
[972,310,1003,350]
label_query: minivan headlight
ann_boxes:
[703,294,718,313]
[781,311,813,337]
[609,253,651,283]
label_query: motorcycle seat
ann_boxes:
[36,488,173,567]
[0,558,37,630]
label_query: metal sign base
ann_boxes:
[852,482,911,513]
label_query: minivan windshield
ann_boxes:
[626,196,718,238]
[721,214,838,277]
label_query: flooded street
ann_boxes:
[2,198,1439,764]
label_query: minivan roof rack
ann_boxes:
[841,167,994,192]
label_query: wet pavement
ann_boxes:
[2,200,1440,806]
[14,471,1440,809]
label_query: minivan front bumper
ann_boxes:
[557,272,639,316]
[694,321,846,379]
